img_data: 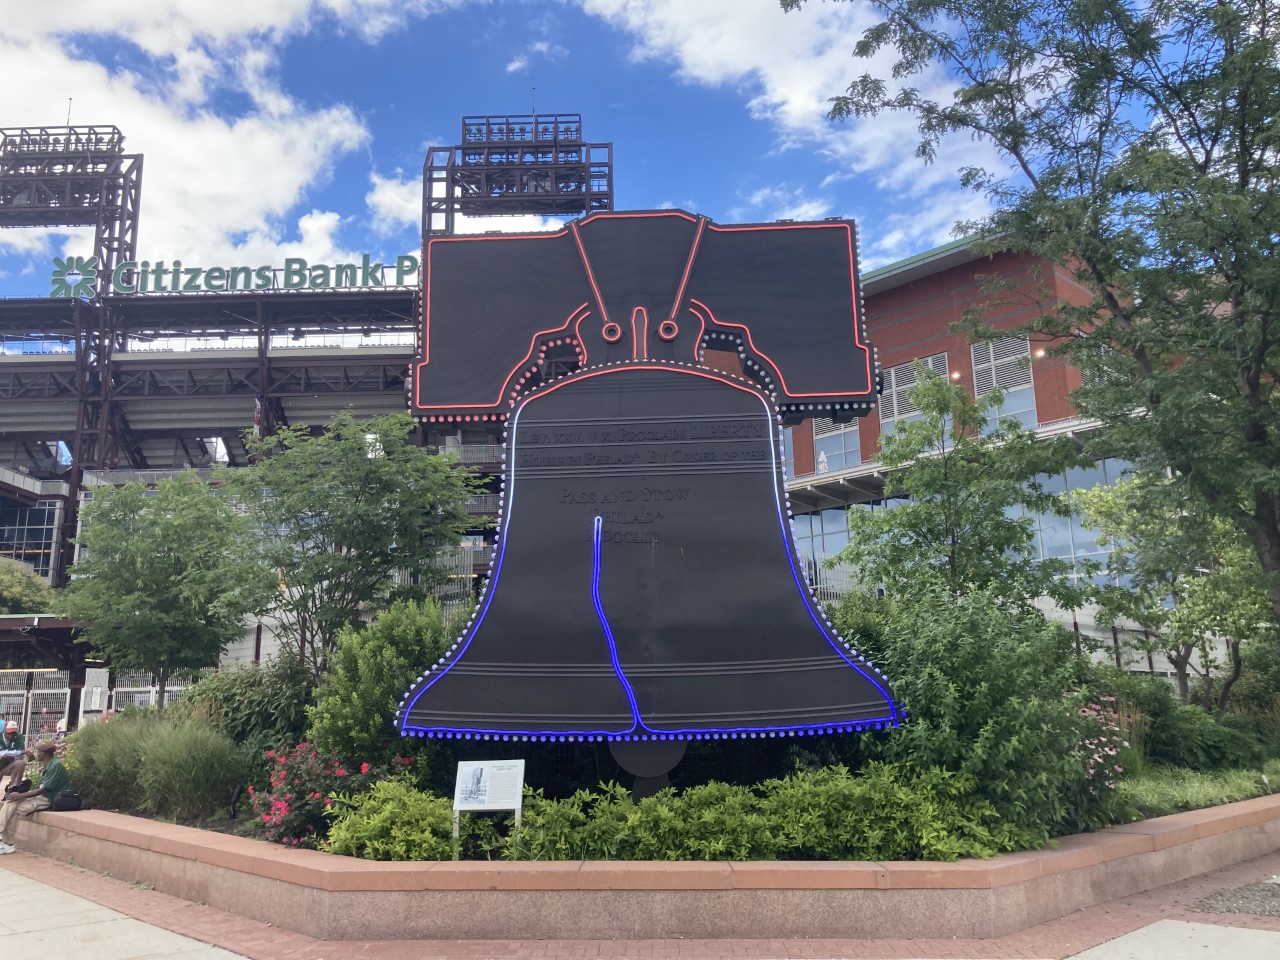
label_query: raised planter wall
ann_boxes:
[14,796,1280,941]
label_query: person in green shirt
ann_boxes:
[0,720,28,793]
[0,741,69,854]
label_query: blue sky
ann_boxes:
[0,0,997,298]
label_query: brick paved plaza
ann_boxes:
[3,847,1280,959]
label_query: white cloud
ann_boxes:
[0,1,462,270]
[364,171,565,240]
[366,171,423,236]
[733,183,832,224]
[505,30,570,73]
[580,0,1001,255]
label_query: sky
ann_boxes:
[0,0,1000,298]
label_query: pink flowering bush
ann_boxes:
[1076,697,1129,794]
[1066,695,1135,828]
[248,743,382,847]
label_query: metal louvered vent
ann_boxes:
[972,337,1031,396]
[880,353,948,423]
[812,416,842,436]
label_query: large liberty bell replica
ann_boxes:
[400,210,899,782]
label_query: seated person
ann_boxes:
[0,720,26,792]
[0,741,70,854]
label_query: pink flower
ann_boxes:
[360,762,370,775]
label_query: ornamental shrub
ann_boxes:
[863,584,1093,842]
[136,721,250,821]
[62,713,154,812]
[308,599,450,769]
[248,743,383,847]
[168,653,313,772]
[324,778,459,860]
[325,763,1036,862]
[1151,706,1264,771]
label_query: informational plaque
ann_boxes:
[453,759,525,813]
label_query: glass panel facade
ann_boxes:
[789,458,1135,582]
[812,417,860,474]
[0,498,61,580]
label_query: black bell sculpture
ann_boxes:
[399,211,899,746]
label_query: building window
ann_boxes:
[0,498,61,580]
[972,336,1036,430]
[812,417,860,474]
[879,354,949,432]
[782,426,795,478]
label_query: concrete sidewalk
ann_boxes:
[2,849,1280,960]
[0,862,244,959]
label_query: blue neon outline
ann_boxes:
[592,515,646,732]
[399,362,900,738]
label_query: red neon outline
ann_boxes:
[579,210,698,225]
[416,212,874,411]
[517,362,766,411]
[670,216,706,321]
[657,318,679,342]
[574,309,594,366]
[415,302,589,409]
[570,220,610,327]
[690,295,874,399]
[631,307,648,360]
[421,229,571,366]
[698,221,874,397]
[602,320,622,343]
[686,307,706,363]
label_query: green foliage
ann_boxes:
[168,655,314,771]
[136,721,250,821]
[57,472,275,716]
[1075,477,1276,710]
[1116,767,1268,820]
[62,715,154,811]
[308,599,449,768]
[753,764,1026,860]
[0,558,54,614]
[1148,706,1263,772]
[227,411,474,681]
[324,778,459,860]
[325,765,1034,863]
[834,368,1089,609]
[783,0,1280,633]
[248,742,384,847]
[865,584,1095,841]
[1081,666,1264,770]
[1226,641,1280,754]
[824,587,894,667]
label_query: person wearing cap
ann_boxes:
[0,741,69,854]
[0,720,26,793]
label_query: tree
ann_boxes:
[783,0,1280,641]
[1075,477,1276,710]
[57,473,275,717]
[832,365,1090,609]
[228,411,474,682]
[0,558,54,614]
[308,598,451,766]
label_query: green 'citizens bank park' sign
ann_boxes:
[48,254,419,298]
